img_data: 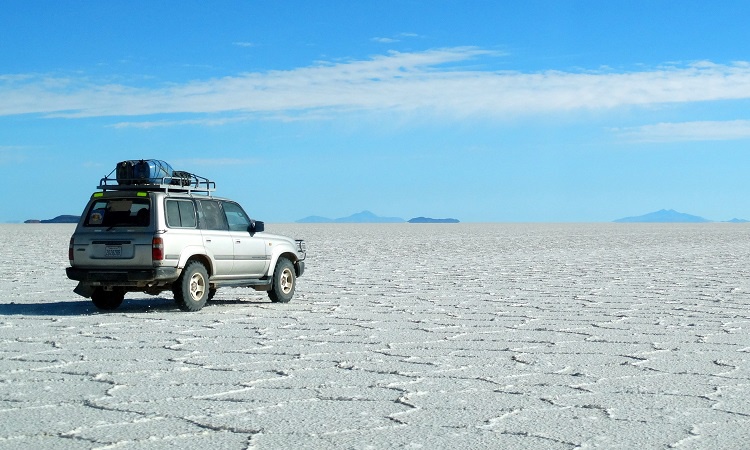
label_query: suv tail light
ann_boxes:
[68,237,74,262]
[152,237,164,261]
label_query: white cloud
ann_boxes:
[371,32,421,44]
[4,47,750,123]
[171,158,260,166]
[616,120,750,142]
[111,116,251,128]
[371,37,399,43]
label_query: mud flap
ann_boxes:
[73,282,94,298]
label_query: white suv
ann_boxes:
[66,163,306,312]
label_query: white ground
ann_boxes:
[1,223,749,449]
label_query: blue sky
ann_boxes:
[2,1,750,222]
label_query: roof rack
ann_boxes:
[98,169,216,194]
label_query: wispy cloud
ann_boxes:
[233,41,256,48]
[0,145,33,164]
[3,48,750,123]
[371,37,399,44]
[111,116,251,128]
[615,120,750,142]
[171,158,261,166]
[371,32,421,44]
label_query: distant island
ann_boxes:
[614,209,747,223]
[296,210,460,224]
[408,217,460,223]
[297,210,404,223]
[25,215,80,224]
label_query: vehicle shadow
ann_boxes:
[0,297,269,316]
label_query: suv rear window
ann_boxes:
[84,198,150,227]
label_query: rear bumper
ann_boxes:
[66,267,181,284]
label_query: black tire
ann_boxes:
[268,258,295,303]
[174,261,209,312]
[91,287,125,310]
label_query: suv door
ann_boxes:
[222,201,268,277]
[196,199,234,277]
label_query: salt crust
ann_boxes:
[0,223,748,448]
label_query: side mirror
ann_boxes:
[249,220,265,234]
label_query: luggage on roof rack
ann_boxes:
[171,170,193,187]
[134,159,173,184]
[115,159,173,185]
[115,160,136,185]
[100,159,216,194]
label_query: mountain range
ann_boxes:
[296,210,459,224]
[614,209,748,223]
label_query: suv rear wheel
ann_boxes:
[174,261,209,312]
[91,287,125,310]
[268,258,295,303]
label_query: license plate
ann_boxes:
[105,245,122,258]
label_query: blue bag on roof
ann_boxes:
[133,160,174,184]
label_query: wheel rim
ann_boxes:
[280,268,294,294]
[189,272,206,301]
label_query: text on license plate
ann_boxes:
[105,246,122,258]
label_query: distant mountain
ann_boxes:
[295,215,333,224]
[408,217,460,223]
[614,209,710,223]
[296,210,405,223]
[726,218,750,223]
[336,210,405,223]
[25,215,80,224]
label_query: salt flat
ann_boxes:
[0,223,748,449]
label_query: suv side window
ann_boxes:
[165,199,197,228]
[197,200,228,231]
[222,201,252,232]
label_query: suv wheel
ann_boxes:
[268,258,295,303]
[91,287,125,310]
[175,261,209,312]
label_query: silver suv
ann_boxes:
[66,164,306,312]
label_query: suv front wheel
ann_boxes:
[174,261,209,312]
[268,258,295,303]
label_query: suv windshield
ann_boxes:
[84,198,150,228]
